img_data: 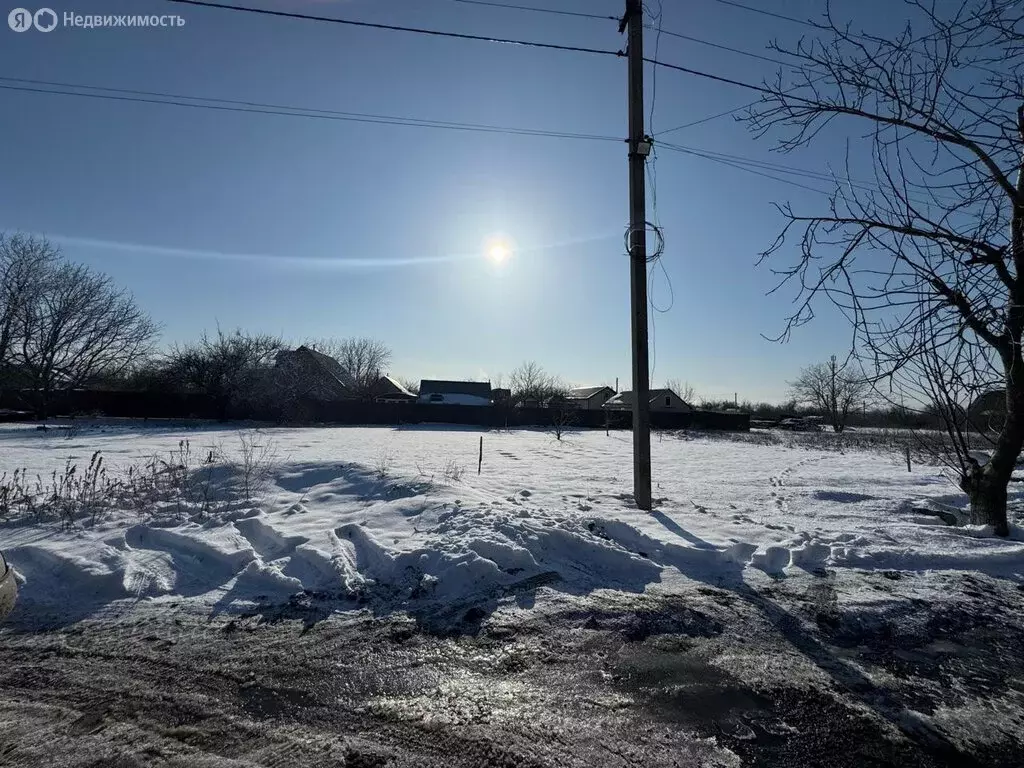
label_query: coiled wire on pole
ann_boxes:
[623,221,665,263]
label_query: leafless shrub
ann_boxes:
[0,452,115,529]
[441,458,465,484]
[374,448,395,480]
[550,405,578,441]
[165,328,282,419]
[235,430,278,500]
[0,432,274,529]
[414,459,435,484]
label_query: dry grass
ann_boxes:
[0,432,279,530]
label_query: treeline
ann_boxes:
[1,233,940,428]
[0,234,400,419]
[702,398,943,430]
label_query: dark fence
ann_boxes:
[0,389,221,420]
[0,389,749,431]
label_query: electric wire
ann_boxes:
[0,77,623,143]
[449,0,618,22]
[709,0,817,29]
[166,0,626,58]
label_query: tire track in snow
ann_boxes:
[233,516,309,561]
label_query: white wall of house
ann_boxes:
[418,393,492,406]
[568,388,614,410]
[581,390,613,410]
[652,391,693,412]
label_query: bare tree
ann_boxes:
[167,328,282,419]
[747,0,1022,534]
[0,234,60,386]
[13,258,158,418]
[550,401,578,441]
[881,305,1003,482]
[664,378,696,405]
[789,357,868,433]
[303,337,391,398]
[397,377,420,395]
[509,361,563,406]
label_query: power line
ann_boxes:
[654,101,755,135]
[449,0,617,22]
[651,27,802,69]
[645,0,668,387]
[709,0,817,29]
[658,141,950,207]
[176,0,811,80]
[645,56,776,96]
[660,141,831,194]
[0,78,622,143]
[659,139,880,190]
[166,0,625,58]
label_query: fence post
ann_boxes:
[906,444,912,472]
[478,435,483,475]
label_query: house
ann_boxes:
[968,389,1005,430]
[274,346,353,401]
[419,380,492,406]
[603,388,694,413]
[565,385,616,410]
[370,375,417,403]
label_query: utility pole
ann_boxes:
[623,0,652,511]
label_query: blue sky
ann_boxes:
[0,0,891,401]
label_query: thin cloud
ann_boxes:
[38,234,476,270]
[9,229,621,271]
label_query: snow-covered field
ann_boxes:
[2,422,1022,627]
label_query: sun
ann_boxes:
[484,235,514,264]
[488,242,510,262]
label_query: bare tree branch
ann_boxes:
[748,0,1023,534]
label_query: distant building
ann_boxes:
[603,388,694,413]
[419,380,492,406]
[274,346,354,401]
[491,387,512,406]
[968,389,1005,430]
[565,386,616,410]
[371,375,417,403]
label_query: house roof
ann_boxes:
[420,379,492,398]
[605,389,692,407]
[299,348,352,387]
[568,386,614,399]
[283,346,351,390]
[376,374,415,398]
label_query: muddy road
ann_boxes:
[1,574,1022,767]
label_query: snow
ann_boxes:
[1,422,1022,626]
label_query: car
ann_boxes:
[0,551,17,621]
[778,417,823,432]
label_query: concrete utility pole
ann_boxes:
[623,0,652,510]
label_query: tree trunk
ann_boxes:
[960,372,1024,537]
[962,463,1010,537]
[33,385,49,421]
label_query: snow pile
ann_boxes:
[2,422,1022,625]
